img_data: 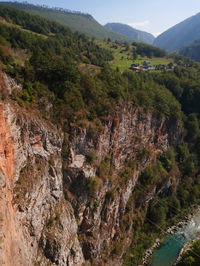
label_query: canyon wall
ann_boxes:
[64,104,181,265]
[0,101,84,266]
[0,73,182,265]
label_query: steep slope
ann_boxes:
[64,104,181,264]
[105,22,155,44]
[0,1,135,43]
[0,72,182,265]
[154,12,200,51]
[179,39,200,62]
[1,4,200,266]
[0,75,84,265]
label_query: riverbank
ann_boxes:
[142,206,200,265]
[175,232,200,264]
[141,221,188,266]
[175,241,192,265]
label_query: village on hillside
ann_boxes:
[130,61,174,72]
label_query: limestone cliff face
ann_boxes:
[0,101,84,266]
[0,74,182,265]
[64,104,181,265]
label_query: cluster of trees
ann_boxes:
[152,65,200,114]
[132,41,166,58]
[1,1,93,19]
[0,5,72,35]
[180,40,200,62]
[0,5,183,126]
[177,239,200,265]
[0,5,113,66]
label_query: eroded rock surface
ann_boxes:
[0,102,84,266]
[0,74,182,266]
[64,104,181,264]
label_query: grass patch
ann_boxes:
[96,41,174,72]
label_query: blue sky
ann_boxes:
[3,0,200,36]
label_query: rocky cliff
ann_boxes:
[64,104,181,265]
[0,73,182,265]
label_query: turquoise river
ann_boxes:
[150,210,200,266]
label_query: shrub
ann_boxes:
[105,190,115,202]
[85,150,97,165]
[87,176,102,197]
[96,156,111,179]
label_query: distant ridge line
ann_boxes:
[1,1,94,19]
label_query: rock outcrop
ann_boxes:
[0,74,182,265]
[64,104,181,264]
[0,101,84,266]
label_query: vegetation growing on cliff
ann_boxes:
[1,4,200,266]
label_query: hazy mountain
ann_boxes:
[0,1,136,43]
[154,12,200,51]
[104,22,155,44]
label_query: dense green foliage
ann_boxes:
[177,239,200,265]
[132,41,166,57]
[104,23,155,44]
[180,40,200,62]
[0,5,113,64]
[0,5,184,124]
[123,59,200,265]
[124,138,200,265]
[0,4,72,35]
[152,65,200,114]
[154,12,200,51]
[0,1,136,43]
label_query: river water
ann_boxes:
[150,210,200,266]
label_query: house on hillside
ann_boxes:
[130,60,175,72]
[155,64,166,70]
[167,63,174,70]
[142,61,151,68]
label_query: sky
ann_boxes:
[2,0,200,36]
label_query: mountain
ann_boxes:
[179,40,200,61]
[0,1,136,43]
[104,22,155,44]
[154,12,200,51]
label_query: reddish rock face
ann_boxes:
[0,103,15,182]
[0,102,84,266]
[0,103,20,266]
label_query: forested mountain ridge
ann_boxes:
[0,1,136,43]
[179,39,200,62]
[104,22,155,44]
[154,12,200,51]
[1,4,200,266]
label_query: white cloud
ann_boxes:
[128,20,150,28]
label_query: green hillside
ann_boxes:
[97,40,169,72]
[154,12,200,51]
[104,23,155,44]
[0,1,136,43]
[179,40,200,62]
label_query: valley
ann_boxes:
[0,2,200,266]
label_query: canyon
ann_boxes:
[0,72,182,265]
